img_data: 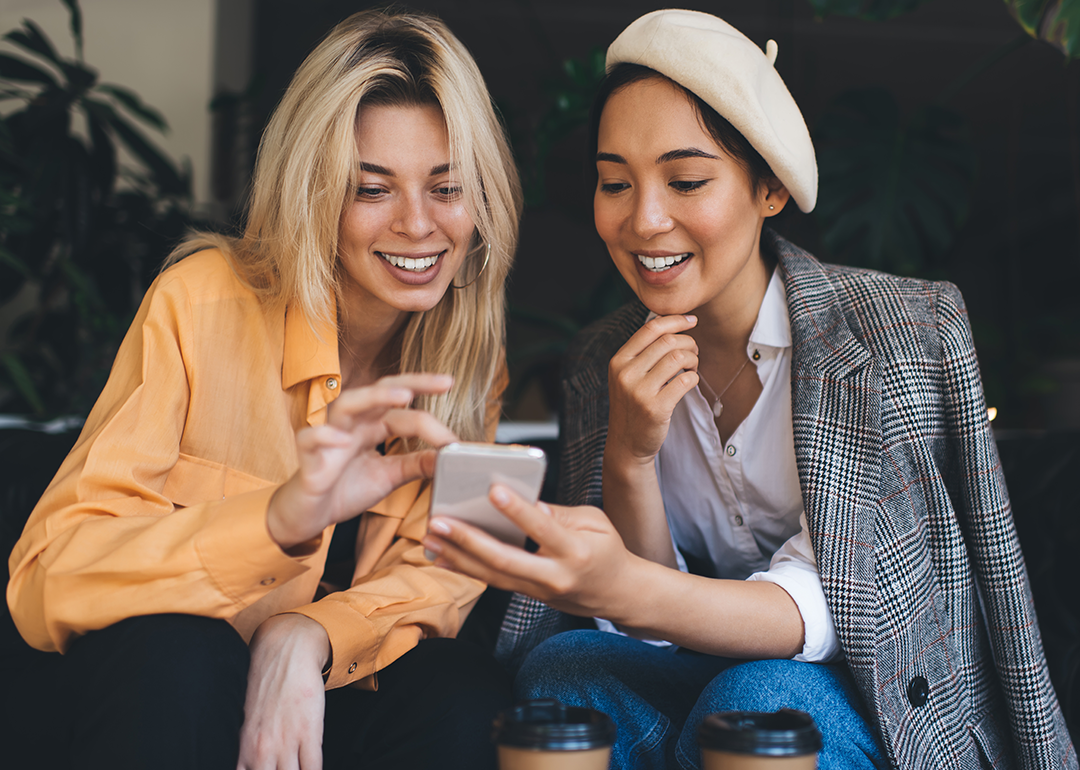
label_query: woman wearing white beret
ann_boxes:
[423,9,1076,770]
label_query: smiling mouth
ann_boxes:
[378,251,443,272]
[637,253,691,272]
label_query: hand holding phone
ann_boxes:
[426,442,546,556]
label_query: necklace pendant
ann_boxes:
[711,400,724,419]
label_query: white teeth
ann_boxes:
[637,253,690,271]
[378,252,440,271]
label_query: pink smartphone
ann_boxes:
[425,442,547,555]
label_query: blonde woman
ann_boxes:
[7,9,521,770]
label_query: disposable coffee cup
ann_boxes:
[492,699,616,770]
[697,709,822,770]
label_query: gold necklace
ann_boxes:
[697,355,751,418]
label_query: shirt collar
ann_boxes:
[750,267,791,351]
[282,298,340,390]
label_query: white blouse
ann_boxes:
[598,269,840,663]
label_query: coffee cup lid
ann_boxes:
[698,710,822,756]
[492,699,616,750]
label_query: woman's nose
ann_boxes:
[630,188,673,239]
[392,193,436,240]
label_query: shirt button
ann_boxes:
[752,349,760,361]
[260,577,276,586]
[726,445,736,457]
[348,662,357,674]
[733,515,744,526]
[326,377,339,390]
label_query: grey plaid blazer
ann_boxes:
[494,232,1076,769]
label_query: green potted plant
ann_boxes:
[0,0,195,419]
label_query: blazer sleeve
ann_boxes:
[935,282,1077,768]
[290,360,509,690]
[6,272,316,653]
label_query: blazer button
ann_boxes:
[348,662,357,674]
[907,676,929,707]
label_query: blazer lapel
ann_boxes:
[773,234,882,681]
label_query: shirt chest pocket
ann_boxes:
[162,452,274,507]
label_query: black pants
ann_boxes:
[7,614,511,770]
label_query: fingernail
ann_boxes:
[538,501,553,516]
[389,387,412,401]
[685,315,697,324]
[490,485,510,506]
[422,537,442,554]
[429,518,451,536]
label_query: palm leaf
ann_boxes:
[0,52,58,87]
[97,84,168,132]
[814,88,976,274]
[83,99,186,195]
[1,352,46,414]
[60,0,84,61]
[3,20,61,66]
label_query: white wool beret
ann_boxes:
[606,8,818,213]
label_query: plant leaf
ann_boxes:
[97,84,168,132]
[60,0,84,61]
[1041,0,1080,57]
[1004,0,1080,57]
[1,352,46,415]
[3,20,61,66]
[0,52,59,87]
[814,87,976,274]
[84,99,187,195]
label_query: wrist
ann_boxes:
[252,613,331,671]
[603,446,657,478]
[602,552,659,628]
[266,483,303,550]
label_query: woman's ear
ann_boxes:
[761,177,791,218]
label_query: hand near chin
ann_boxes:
[268,373,458,550]
[606,314,700,467]
[237,615,330,770]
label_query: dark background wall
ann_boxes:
[233,0,1080,429]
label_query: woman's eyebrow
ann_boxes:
[357,162,454,176]
[657,148,720,164]
[595,148,721,165]
[358,161,393,176]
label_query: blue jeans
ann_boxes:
[515,630,886,770]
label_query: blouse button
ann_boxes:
[733,515,744,526]
[752,349,760,361]
[348,662,358,674]
[260,577,276,586]
[326,377,339,390]
[725,445,736,457]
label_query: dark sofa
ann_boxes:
[1,425,1076,754]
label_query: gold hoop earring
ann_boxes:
[451,242,490,290]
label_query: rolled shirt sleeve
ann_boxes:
[746,512,840,663]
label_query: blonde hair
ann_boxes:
[170,8,522,441]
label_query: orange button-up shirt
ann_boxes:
[7,249,502,689]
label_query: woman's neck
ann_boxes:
[687,251,774,359]
[336,298,409,390]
